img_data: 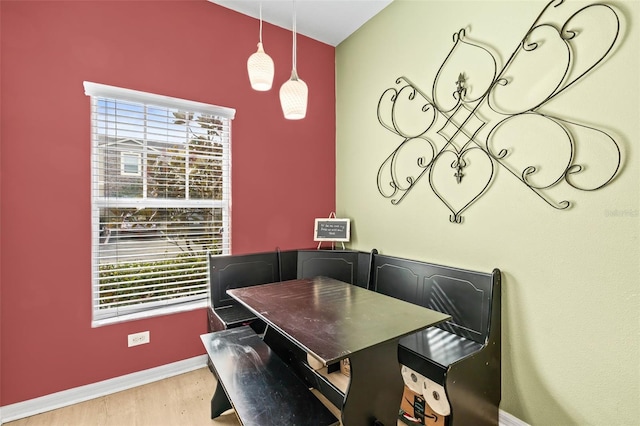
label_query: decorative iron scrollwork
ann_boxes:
[376,0,621,223]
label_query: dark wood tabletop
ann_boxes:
[227,276,450,365]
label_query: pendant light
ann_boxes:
[279,0,308,120]
[247,3,274,91]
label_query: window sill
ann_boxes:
[92,299,208,328]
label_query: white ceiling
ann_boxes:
[207,0,393,46]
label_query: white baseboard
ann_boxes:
[1,355,528,426]
[0,355,208,424]
[500,408,530,426]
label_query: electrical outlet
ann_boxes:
[128,331,150,347]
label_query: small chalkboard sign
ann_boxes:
[314,218,351,242]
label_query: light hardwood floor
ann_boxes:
[6,368,405,426]
[5,368,241,426]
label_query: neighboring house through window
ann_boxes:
[84,82,235,326]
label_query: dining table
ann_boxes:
[227,276,450,426]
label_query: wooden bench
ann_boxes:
[370,253,501,426]
[207,251,281,332]
[200,325,339,426]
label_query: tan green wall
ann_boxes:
[336,0,639,424]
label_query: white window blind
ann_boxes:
[84,82,235,325]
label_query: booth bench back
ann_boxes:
[208,251,281,311]
[370,254,495,345]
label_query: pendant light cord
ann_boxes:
[259,2,263,44]
[292,0,297,72]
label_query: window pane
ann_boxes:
[97,206,227,310]
[121,152,141,176]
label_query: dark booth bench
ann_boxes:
[370,253,501,426]
[206,250,280,333]
[200,325,339,426]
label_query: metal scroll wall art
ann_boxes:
[376,0,622,223]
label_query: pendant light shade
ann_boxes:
[280,0,308,120]
[248,42,274,91]
[280,70,308,120]
[247,4,274,91]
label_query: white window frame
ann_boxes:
[84,81,235,326]
[120,151,142,176]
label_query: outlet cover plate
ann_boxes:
[128,331,150,347]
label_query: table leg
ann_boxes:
[210,381,232,419]
[342,338,403,426]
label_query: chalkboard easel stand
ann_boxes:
[317,240,345,250]
[314,212,349,250]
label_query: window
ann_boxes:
[84,82,235,326]
[121,151,141,176]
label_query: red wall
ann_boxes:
[0,0,335,405]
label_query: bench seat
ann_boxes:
[201,325,339,426]
[210,304,257,328]
[399,327,483,385]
